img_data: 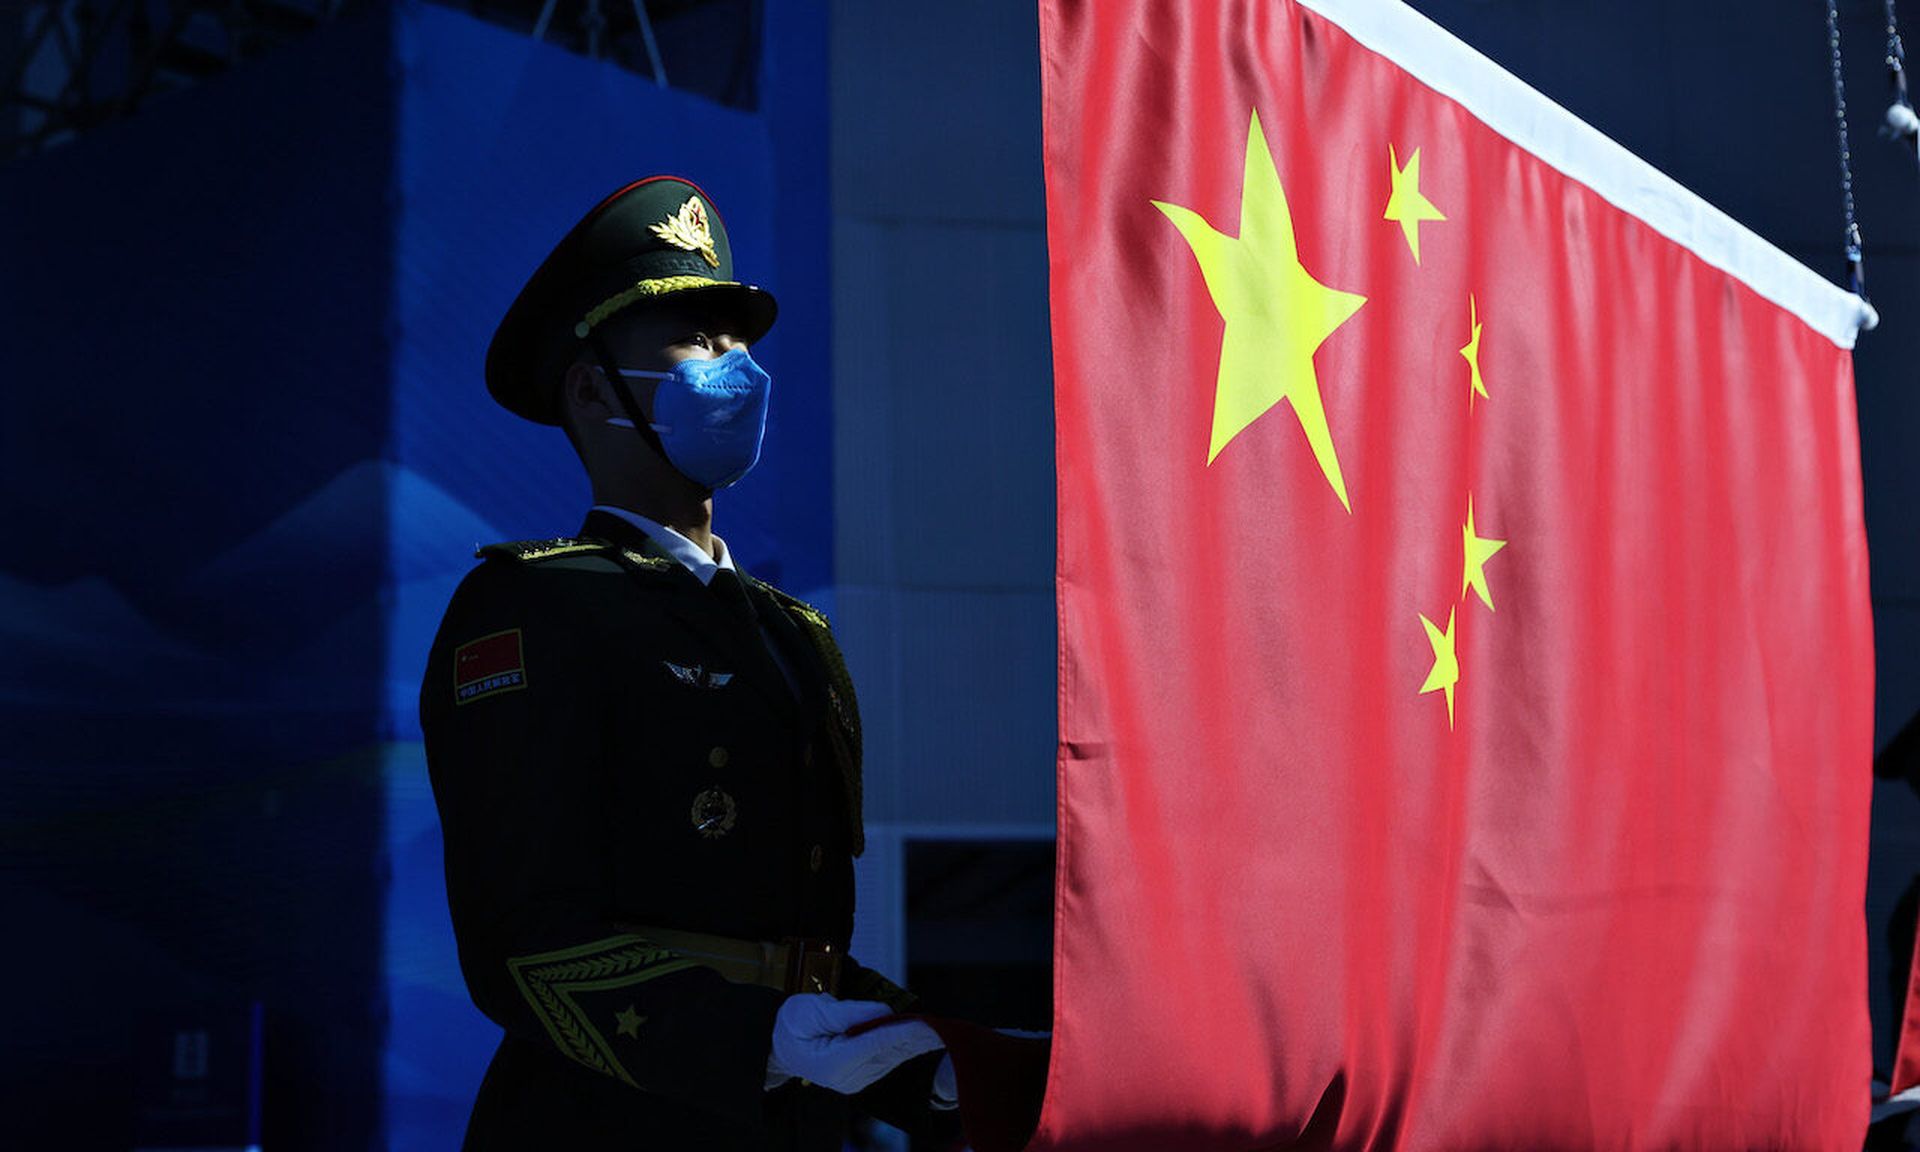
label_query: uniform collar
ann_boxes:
[588,504,735,587]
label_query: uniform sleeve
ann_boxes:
[420,560,784,1121]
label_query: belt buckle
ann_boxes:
[782,937,841,995]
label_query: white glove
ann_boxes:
[765,994,946,1094]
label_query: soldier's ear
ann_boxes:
[564,360,611,415]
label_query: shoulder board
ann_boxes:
[612,548,675,573]
[474,537,677,573]
[476,537,616,564]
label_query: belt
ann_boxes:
[617,923,843,995]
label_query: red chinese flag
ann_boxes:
[1038,1,1876,1148]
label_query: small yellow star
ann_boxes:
[1383,144,1446,264]
[1461,496,1508,612]
[1419,608,1460,729]
[615,1005,645,1039]
[1153,109,1367,510]
[1460,294,1488,406]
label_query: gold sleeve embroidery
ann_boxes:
[506,935,698,1085]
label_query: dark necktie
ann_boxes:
[710,568,804,701]
[708,567,759,625]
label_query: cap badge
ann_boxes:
[650,196,721,268]
[691,786,738,839]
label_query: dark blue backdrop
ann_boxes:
[0,2,827,1146]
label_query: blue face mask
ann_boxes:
[607,347,772,490]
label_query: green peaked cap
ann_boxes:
[486,176,778,425]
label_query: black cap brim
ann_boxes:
[487,277,776,426]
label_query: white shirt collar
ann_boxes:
[592,505,735,586]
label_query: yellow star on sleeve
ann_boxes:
[614,1004,645,1039]
[1383,144,1446,264]
[1462,496,1508,612]
[1460,294,1488,406]
[1153,109,1367,512]
[1419,608,1460,728]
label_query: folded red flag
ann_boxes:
[846,1014,1050,1152]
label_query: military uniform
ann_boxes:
[422,510,948,1148]
[423,177,956,1148]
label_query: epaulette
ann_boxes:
[476,537,615,563]
[475,537,676,573]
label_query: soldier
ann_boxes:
[420,177,960,1149]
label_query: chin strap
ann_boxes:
[587,332,674,462]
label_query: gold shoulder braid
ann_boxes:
[611,547,675,573]
[506,934,699,1086]
[474,538,673,573]
[477,537,614,563]
[759,587,865,855]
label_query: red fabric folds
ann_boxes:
[1037,1,1874,1148]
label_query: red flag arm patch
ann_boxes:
[454,628,527,705]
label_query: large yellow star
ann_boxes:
[1461,496,1508,611]
[1460,294,1488,406]
[1383,144,1446,263]
[615,1004,645,1039]
[1153,109,1367,511]
[1419,608,1460,728]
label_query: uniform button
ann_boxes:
[809,844,824,872]
[708,746,729,768]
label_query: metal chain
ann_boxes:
[1829,0,1867,298]
[1891,0,1909,96]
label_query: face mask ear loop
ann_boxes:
[587,332,671,462]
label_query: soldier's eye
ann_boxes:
[688,332,711,349]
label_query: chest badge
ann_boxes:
[665,660,734,689]
[691,786,738,839]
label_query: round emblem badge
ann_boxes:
[691,786,738,839]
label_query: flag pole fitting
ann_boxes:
[1830,0,1876,315]
[1883,0,1920,160]
[1886,100,1920,141]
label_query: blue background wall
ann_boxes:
[0,2,828,1146]
[0,11,397,1145]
